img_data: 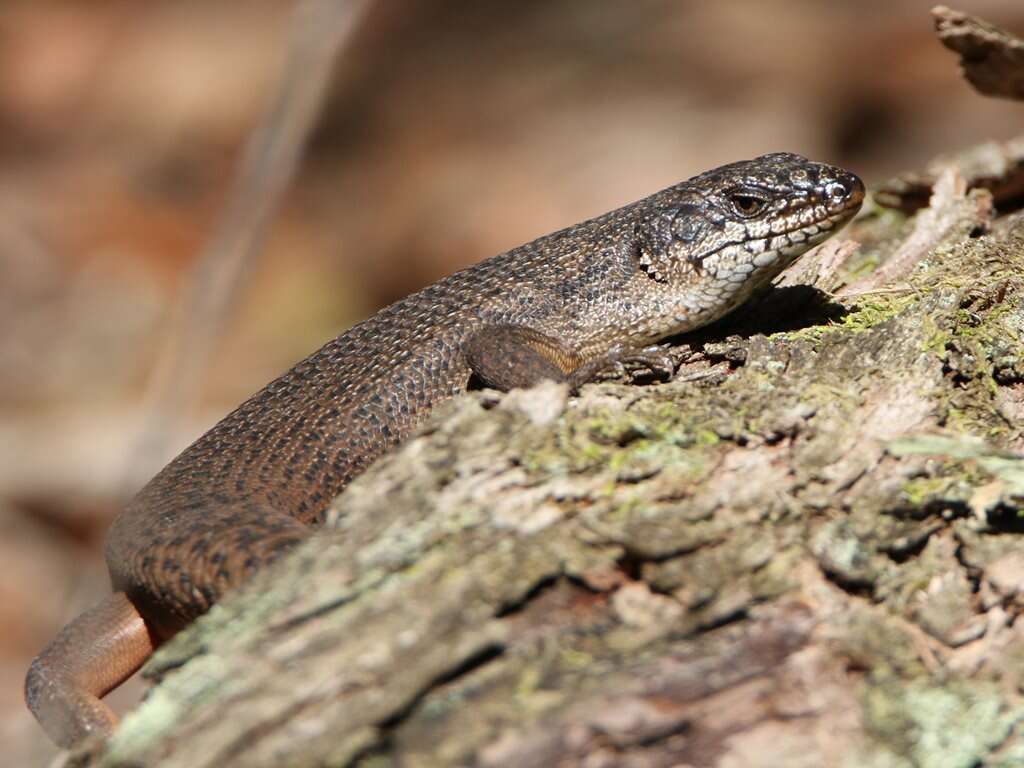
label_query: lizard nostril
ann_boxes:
[825,180,849,202]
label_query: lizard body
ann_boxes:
[26,153,863,746]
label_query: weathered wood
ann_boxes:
[933,5,1024,101]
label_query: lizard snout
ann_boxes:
[822,169,865,214]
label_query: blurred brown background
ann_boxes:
[2,0,1021,761]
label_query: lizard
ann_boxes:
[25,152,864,747]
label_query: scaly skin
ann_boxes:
[26,153,864,747]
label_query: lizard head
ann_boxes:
[634,152,864,292]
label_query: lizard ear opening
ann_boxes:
[634,204,707,282]
[636,236,671,282]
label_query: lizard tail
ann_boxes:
[25,593,154,747]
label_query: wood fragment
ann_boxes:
[932,5,1024,101]
[841,166,992,296]
[875,135,1024,213]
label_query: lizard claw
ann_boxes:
[568,345,677,390]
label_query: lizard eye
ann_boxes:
[729,193,767,218]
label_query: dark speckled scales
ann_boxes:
[29,153,865,747]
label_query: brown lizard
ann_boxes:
[26,152,864,747]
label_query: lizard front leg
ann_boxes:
[463,325,675,393]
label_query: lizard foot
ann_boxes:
[568,345,677,391]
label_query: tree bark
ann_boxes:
[67,149,1024,768]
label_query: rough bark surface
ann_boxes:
[66,160,1024,768]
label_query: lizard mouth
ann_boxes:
[690,199,862,282]
[695,204,860,274]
